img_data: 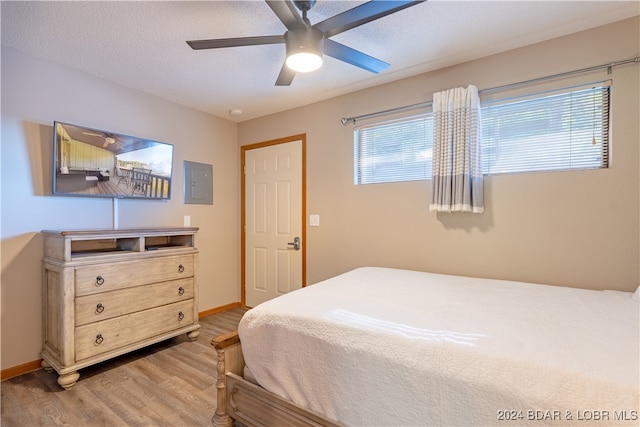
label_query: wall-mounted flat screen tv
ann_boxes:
[53,121,174,200]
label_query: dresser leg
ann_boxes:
[211,414,233,427]
[57,371,80,390]
[187,329,200,341]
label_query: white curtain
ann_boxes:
[430,85,484,213]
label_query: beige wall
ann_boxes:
[1,47,240,370]
[238,17,640,292]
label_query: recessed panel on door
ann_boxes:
[254,183,267,235]
[276,180,291,235]
[253,247,268,292]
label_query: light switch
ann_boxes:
[184,215,191,226]
[309,214,320,227]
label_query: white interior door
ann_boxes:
[245,139,303,307]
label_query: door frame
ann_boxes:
[240,134,307,307]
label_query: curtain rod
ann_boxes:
[340,56,640,126]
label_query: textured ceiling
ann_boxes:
[2,1,638,122]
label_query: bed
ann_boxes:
[211,267,639,426]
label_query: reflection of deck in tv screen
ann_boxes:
[117,146,173,177]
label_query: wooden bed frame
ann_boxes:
[211,331,344,427]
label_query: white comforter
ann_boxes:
[239,267,640,426]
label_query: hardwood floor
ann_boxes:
[1,307,247,427]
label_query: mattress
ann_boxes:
[238,267,640,426]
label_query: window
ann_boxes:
[482,85,610,174]
[354,83,610,185]
[354,115,433,185]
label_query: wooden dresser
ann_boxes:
[40,227,200,389]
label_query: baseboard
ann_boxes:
[199,301,242,318]
[1,302,243,382]
[1,359,42,381]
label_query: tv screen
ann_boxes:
[53,121,174,200]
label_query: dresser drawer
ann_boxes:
[75,278,194,326]
[75,255,194,296]
[75,299,195,360]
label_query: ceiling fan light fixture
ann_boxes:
[285,27,324,73]
[286,51,323,73]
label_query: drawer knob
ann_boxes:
[95,334,104,345]
[178,311,185,321]
[95,276,105,286]
[95,303,105,314]
[178,264,185,273]
[178,287,185,296]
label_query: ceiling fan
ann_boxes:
[186,0,425,86]
[102,137,116,148]
[80,130,117,148]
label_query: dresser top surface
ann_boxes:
[42,227,199,238]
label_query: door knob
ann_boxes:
[287,236,301,250]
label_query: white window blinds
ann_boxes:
[482,83,610,174]
[354,115,433,185]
